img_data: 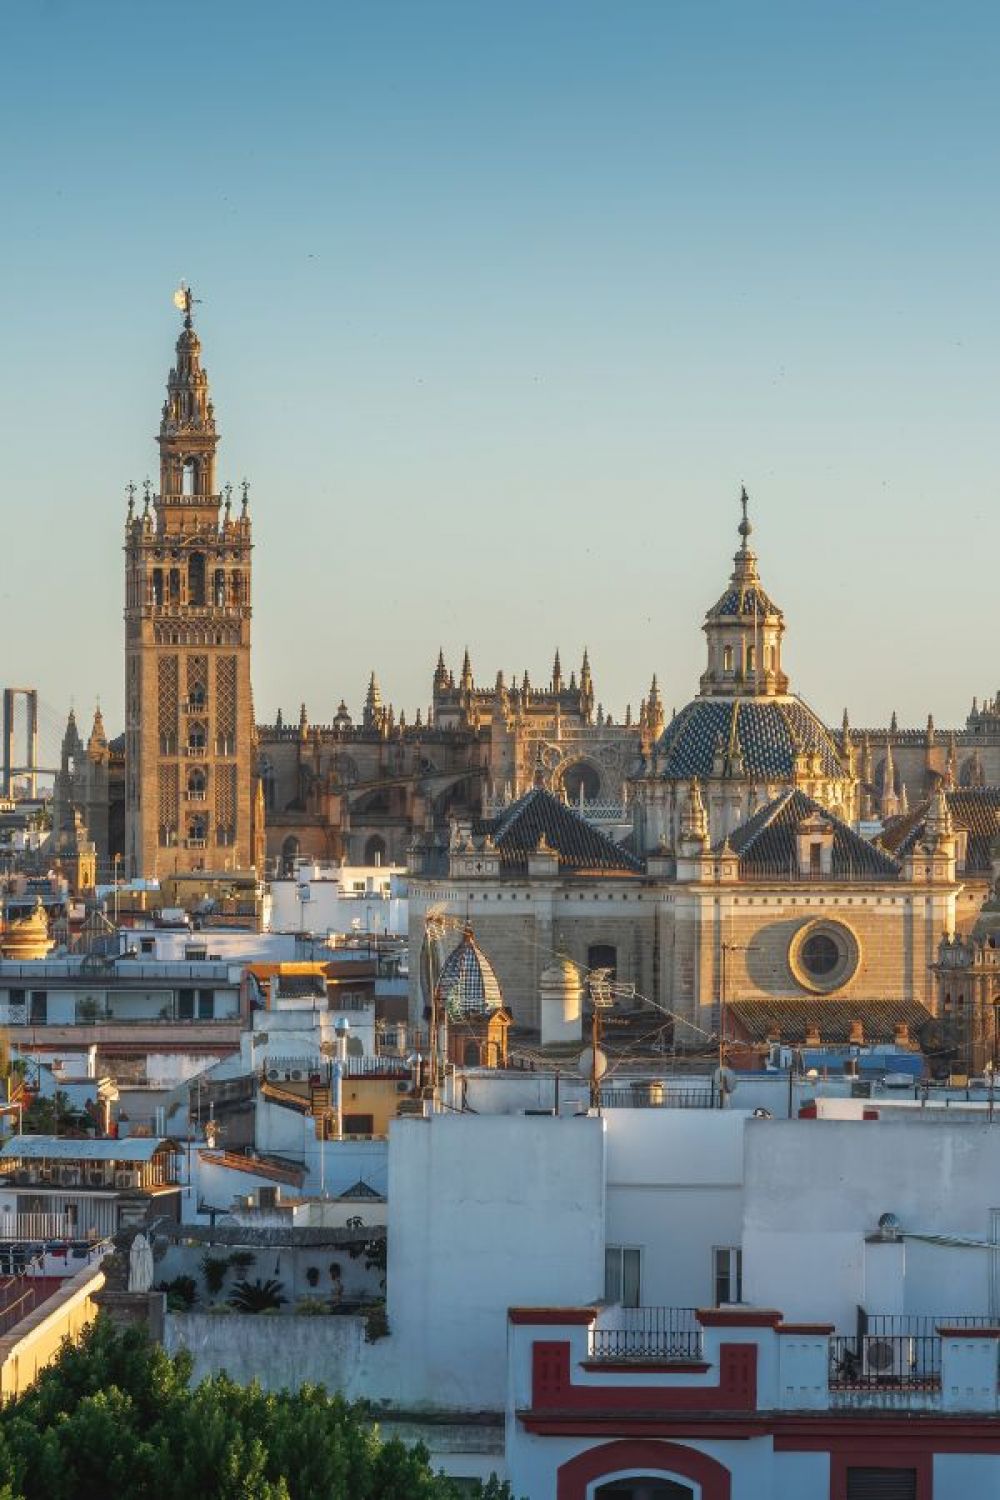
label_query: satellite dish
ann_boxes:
[712,1066,738,1095]
[578,1046,608,1081]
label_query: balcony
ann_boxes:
[600,1084,716,1110]
[589,1306,704,1363]
[186,791,207,802]
[185,745,207,758]
[181,699,208,714]
[186,838,207,849]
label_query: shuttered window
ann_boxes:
[846,1468,917,1500]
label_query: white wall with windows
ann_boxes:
[604,1109,748,1309]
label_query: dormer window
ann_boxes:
[723,646,733,673]
[746,646,755,674]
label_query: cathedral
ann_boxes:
[407,500,976,1056]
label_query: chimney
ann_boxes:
[805,1025,821,1047]
[849,1020,864,1046]
[894,1022,910,1047]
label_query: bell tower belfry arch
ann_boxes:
[124,289,256,878]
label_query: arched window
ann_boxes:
[595,1481,694,1499]
[723,645,733,673]
[188,552,206,606]
[214,569,226,607]
[746,645,755,673]
[187,769,206,798]
[561,762,601,804]
[588,943,617,982]
[182,458,196,496]
[187,722,207,751]
[281,836,300,876]
[231,571,243,606]
[365,835,387,867]
[152,569,164,607]
[169,568,181,604]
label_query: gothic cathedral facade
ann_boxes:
[124,296,258,878]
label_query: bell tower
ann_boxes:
[124,289,256,878]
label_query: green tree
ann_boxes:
[0,1321,522,1500]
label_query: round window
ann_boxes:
[800,932,840,977]
[788,920,860,994]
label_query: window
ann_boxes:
[723,645,733,672]
[342,1114,374,1136]
[714,1246,742,1305]
[29,991,47,1025]
[197,989,214,1020]
[588,944,617,982]
[604,1245,641,1307]
[746,645,755,673]
[801,932,839,976]
[140,939,155,955]
[845,1469,916,1500]
[178,989,195,1020]
[9,989,24,1008]
[809,842,822,876]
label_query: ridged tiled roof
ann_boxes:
[727,997,934,1045]
[657,697,847,781]
[880,787,1000,873]
[435,926,504,1014]
[482,789,643,874]
[724,788,901,880]
[707,578,780,619]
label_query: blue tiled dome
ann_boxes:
[435,926,504,1015]
[657,697,847,782]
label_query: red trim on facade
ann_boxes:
[531,1339,757,1414]
[522,1410,1000,1448]
[830,1445,931,1500]
[775,1323,835,1335]
[937,1325,1000,1338]
[508,1307,597,1325]
[556,1438,732,1500]
[580,1360,712,1375]
[697,1307,782,1328]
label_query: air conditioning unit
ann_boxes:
[115,1170,141,1190]
[266,1068,282,1083]
[88,1171,105,1187]
[862,1336,914,1380]
[61,1168,81,1186]
[395,1080,413,1095]
[290,1069,304,1082]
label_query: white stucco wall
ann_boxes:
[743,1117,1000,1327]
[385,1114,605,1412]
[604,1109,748,1307]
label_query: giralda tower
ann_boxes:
[124,290,257,877]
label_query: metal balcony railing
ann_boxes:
[600,1085,716,1110]
[591,1306,703,1362]
[829,1334,941,1391]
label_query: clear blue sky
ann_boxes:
[3,0,998,739]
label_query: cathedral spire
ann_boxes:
[552,649,563,693]
[434,649,448,692]
[460,648,473,692]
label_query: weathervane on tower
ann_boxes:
[171,282,201,328]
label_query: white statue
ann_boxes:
[128,1232,154,1294]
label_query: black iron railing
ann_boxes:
[599,1086,716,1110]
[591,1306,703,1362]
[829,1334,941,1389]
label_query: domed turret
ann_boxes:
[435,925,504,1015]
[0,898,53,960]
